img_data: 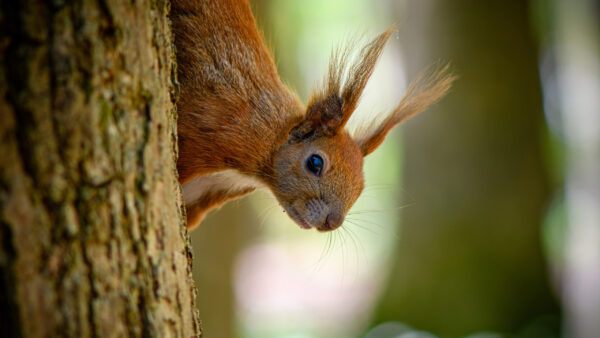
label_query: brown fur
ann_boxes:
[185,187,255,227]
[171,0,454,230]
[355,63,456,155]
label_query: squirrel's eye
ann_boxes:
[306,154,324,176]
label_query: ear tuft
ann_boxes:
[356,63,456,156]
[340,29,394,121]
[303,29,395,135]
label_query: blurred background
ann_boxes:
[190,0,599,337]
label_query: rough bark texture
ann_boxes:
[0,1,201,337]
[372,0,560,336]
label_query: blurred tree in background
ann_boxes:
[371,0,561,336]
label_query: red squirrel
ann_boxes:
[171,0,454,231]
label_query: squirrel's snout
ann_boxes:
[297,199,344,231]
[317,212,343,232]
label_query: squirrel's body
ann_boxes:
[181,169,264,217]
[172,0,302,181]
[171,0,454,230]
[172,0,303,226]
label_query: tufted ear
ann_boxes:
[355,64,456,156]
[289,94,343,142]
[291,29,395,142]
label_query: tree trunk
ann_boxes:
[372,0,560,335]
[0,1,201,337]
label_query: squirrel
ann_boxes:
[170,0,454,231]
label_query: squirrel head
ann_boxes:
[267,29,455,232]
[271,105,365,232]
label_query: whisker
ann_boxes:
[362,185,395,192]
[338,226,363,281]
[316,232,334,266]
[345,215,387,228]
[345,226,366,271]
[344,218,381,235]
[350,217,402,240]
[256,204,279,230]
[347,203,414,215]
[337,228,347,277]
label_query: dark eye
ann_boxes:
[306,154,324,176]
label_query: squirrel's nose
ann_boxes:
[319,212,343,232]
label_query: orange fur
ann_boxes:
[355,64,456,155]
[171,0,454,230]
[185,187,255,227]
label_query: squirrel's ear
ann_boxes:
[290,94,343,142]
[296,29,395,141]
[355,64,456,156]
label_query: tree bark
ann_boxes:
[372,0,560,335]
[0,1,201,337]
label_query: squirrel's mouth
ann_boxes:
[284,206,312,230]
